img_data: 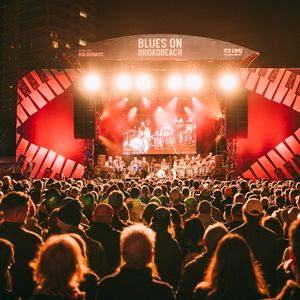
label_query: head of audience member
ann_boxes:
[120,224,156,270]
[142,202,160,226]
[202,223,228,253]
[184,197,197,212]
[129,187,141,199]
[213,189,223,202]
[262,216,284,239]
[0,238,14,292]
[275,195,286,209]
[231,203,243,222]
[153,186,162,197]
[242,199,264,224]
[169,207,183,228]
[107,190,124,213]
[181,217,204,253]
[56,202,82,233]
[30,234,89,295]
[289,189,300,206]
[0,191,31,224]
[233,193,246,205]
[198,200,212,216]
[93,203,114,225]
[151,207,170,232]
[170,188,182,205]
[44,188,62,213]
[223,204,232,224]
[202,234,268,298]
[69,187,80,199]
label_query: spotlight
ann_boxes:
[186,74,203,91]
[83,74,101,92]
[116,74,132,91]
[136,74,153,91]
[128,107,137,121]
[142,97,151,108]
[219,73,239,91]
[167,74,183,91]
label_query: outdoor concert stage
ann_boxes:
[15,34,300,180]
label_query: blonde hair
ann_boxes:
[30,234,89,293]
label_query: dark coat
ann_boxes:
[154,229,183,289]
[231,222,279,295]
[96,266,174,300]
[176,251,212,300]
[67,226,110,277]
[0,222,43,299]
[86,223,121,272]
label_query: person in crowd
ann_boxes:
[180,217,204,266]
[69,234,99,300]
[126,187,144,223]
[107,190,128,231]
[232,198,279,296]
[151,207,183,289]
[0,191,43,299]
[0,238,16,300]
[170,207,184,244]
[197,200,217,230]
[176,223,228,300]
[140,185,151,204]
[142,202,160,226]
[96,224,174,300]
[86,203,121,273]
[56,201,109,277]
[227,203,244,231]
[193,234,269,300]
[30,234,89,300]
[182,197,198,221]
[170,188,185,215]
[276,219,300,299]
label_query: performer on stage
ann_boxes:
[130,157,141,177]
[140,156,150,179]
[105,156,115,178]
[160,158,169,171]
[114,156,124,179]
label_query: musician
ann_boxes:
[185,154,191,166]
[171,156,178,179]
[140,156,150,179]
[105,156,115,177]
[114,156,124,179]
[160,158,169,171]
[130,157,141,177]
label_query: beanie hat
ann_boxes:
[57,203,81,226]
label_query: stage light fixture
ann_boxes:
[116,74,132,91]
[167,74,183,91]
[136,74,153,91]
[219,73,239,91]
[142,97,151,108]
[186,74,203,91]
[128,107,137,121]
[83,74,101,92]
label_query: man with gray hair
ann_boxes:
[97,224,174,300]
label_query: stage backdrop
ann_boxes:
[16,68,300,179]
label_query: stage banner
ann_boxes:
[75,34,259,63]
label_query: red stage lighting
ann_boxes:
[117,97,129,108]
[219,73,239,91]
[82,73,101,92]
[142,97,151,108]
[128,107,137,121]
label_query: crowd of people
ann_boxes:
[0,174,300,300]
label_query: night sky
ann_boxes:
[96,0,300,67]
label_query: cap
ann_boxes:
[243,199,264,216]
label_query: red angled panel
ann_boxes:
[72,164,85,179]
[43,69,64,95]
[21,97,38,115]
[31,147,48,178]
[245,69,260,91]
[283,75,300,107]
[242,170,255,180]
[273,71,291,103]
[25,143,38,161]
[258,156,277,179]
[62,159,76,177]
[64,69,81,82]
[264,69,285,100]
[17,105,28,123]
[37,150,57,179]
[50,69,72,89]
[267,150,291,178]
[256,68,274,95]
[51,155,65,177]
[251,162,270,179]
[30,90,48,108]
[285,135,300,156]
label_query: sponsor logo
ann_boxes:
[223,48,243,57]
[78,49,104,57]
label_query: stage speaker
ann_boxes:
[97,155,106,166]
[225,89,248,139]
[74,89,95,139]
